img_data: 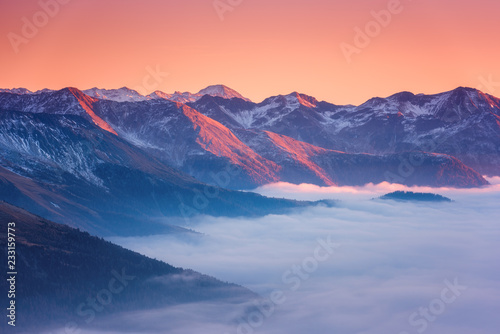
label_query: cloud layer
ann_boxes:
[48,182,500,334]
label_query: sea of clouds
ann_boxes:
[49,178,500,334]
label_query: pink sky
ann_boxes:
[1,0,499,105]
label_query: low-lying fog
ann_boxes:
[58,179,500,333]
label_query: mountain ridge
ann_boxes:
[0,104,325,236]
[4,85,500,110]
[0,87,492,190]
[0,201,256,332]
[187,86,500,177]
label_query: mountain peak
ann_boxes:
[438,86,500,117]
[286,92,318,108]
[0,87,33,94]
[387,91,416,103]
[64,87,118,135]
[83,87,146,102]
[60,86,88,98]
[440,86,479,100]
[197,84,251,102]
[451,86,478,93]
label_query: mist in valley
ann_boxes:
[46,180,499,334]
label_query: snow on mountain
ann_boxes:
[201,92,321,130]
[0,85,251,103]
[197,84,251,102]
[0,88,58,95]
[2,85,499,182]
[0,88,33,94]
[355,87,500,119]
[0,86,493,188]
[180,104,279,182]
[146,85,251,103]
[80,85,251,103]
[83,87,148,102]
[33,88,55,94]
[0,87,83,115]
[285,92,319,108]
[84,98,280,188]
[233,104,278,128]
[188,87,500,177]
[147,90,200,103]
[0,87,118,135]
[146,90,170,100]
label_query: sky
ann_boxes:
[1,0,500,105]
[54,180,500,334]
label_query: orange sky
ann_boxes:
[1,0,499,105]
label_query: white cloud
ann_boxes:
[81,183,500,333]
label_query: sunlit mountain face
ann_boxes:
[189,86,500,178]
[82,84,251,103]
[0,85,494,192]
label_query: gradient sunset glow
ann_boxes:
[1,0,499,105]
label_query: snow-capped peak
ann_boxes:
[147,90,171,100]
[197,85,251,102]
[1,85,250,104]
[259,92,318,110]
[285,92,318,108]
[83,87,147,102]
[0,88,33,94]
[34,88,55,94]
[353,87,500,118]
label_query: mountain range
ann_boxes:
[1,84,250,103]
[187,87,500,178]
[0,84,497,233]
[1,85,493,191]
[0,88,321,236]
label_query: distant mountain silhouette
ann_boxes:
[378,191,452,202]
